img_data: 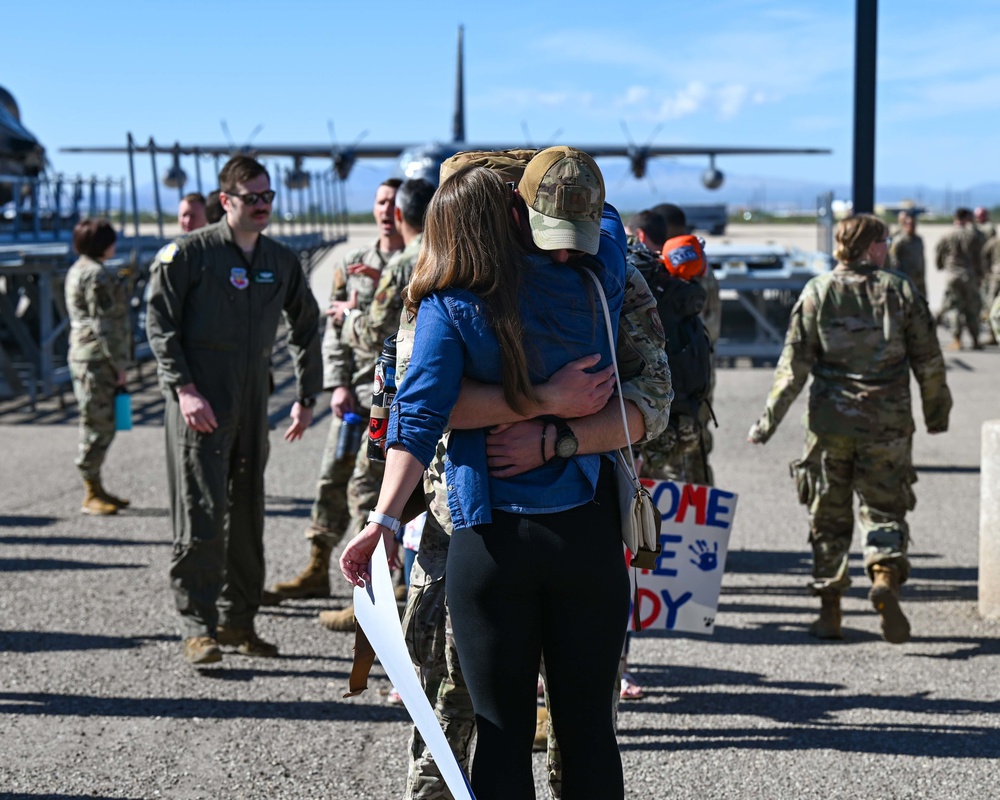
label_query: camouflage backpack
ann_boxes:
[438,149,537,186]
[627,240,714,424]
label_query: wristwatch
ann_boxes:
[297,396,317,409]
[367,510,401,534]
[553,419,579,458]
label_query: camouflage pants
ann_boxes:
[402,512,475,800]
[70,359,117,481]
[308,411,382,546]
[795,431,915,595]
[941,273,982,342]
[641,413,715,486]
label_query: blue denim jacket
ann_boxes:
[386,204,627,530]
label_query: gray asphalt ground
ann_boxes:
[1,224,997,800]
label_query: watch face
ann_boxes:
[555,434,578,458]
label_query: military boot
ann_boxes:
[946,336,962,351]
[216,625,279,657]
[269,539,332,599]
[318,605,356,632]
[808,594,843,640]
[96,481,130,509]
[869,564,911,644]
[183,635,222,665]
[81,480,118,516]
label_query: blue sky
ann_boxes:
[6,0,999,208]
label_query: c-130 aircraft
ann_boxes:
[61,26,830,195]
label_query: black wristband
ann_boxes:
[297,396,317,409]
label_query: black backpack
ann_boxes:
[628,241,714,423]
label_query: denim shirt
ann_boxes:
[386,204,627,530]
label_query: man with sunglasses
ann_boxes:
[146,155,322,665]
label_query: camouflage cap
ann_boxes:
[518,146,605,255]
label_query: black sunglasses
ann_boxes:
[225,189,276,205]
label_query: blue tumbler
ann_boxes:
[114,388,133,431]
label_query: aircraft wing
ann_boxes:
[579,144,831,157]
[60,142,406,159]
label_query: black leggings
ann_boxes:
[447,462,629,800]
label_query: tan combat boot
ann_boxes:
[183,635,222,665]
[269,539,332,599]
[946,336,962,351]
[808,594,844,640]
[869,564,911,644]
[318,605,356,632]
[96,481,130,509]
[216,625,279,657]
[81,480,118,516]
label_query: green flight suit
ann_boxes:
[146,220,322,638]
[750,261,951,595]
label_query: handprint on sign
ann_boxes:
[689,540,718,572]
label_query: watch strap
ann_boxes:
[367,510,401,534]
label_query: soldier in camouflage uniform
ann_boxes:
[65,218,131,516]
[314,179,436,630]
[749,214,951,645]
[982,235,1000,343]
[888,211,927,297]
[268,179,403,603]
[936,208,984,350]
[398,257,670,800]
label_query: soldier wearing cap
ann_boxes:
[146,155,322,665]
[378,148,670,800]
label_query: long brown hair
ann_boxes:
[406,165,537,413]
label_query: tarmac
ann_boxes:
[1,223,998,800]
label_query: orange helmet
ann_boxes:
[661,234,706,280]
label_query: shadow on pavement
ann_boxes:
[0,630,173,653]
[0,515,58,528]
[0,691,411,723]
[0,534,169,547]
[0,557,147,572]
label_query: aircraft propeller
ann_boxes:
[328,120,369,181]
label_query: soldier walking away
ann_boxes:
[749,214,951,645]
[888,210,927,298]
[146,155,322,666]
[936,208,984,350]
[65,218,131,515]
[265,180,403,612]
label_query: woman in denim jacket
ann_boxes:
[342,153,638,800]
